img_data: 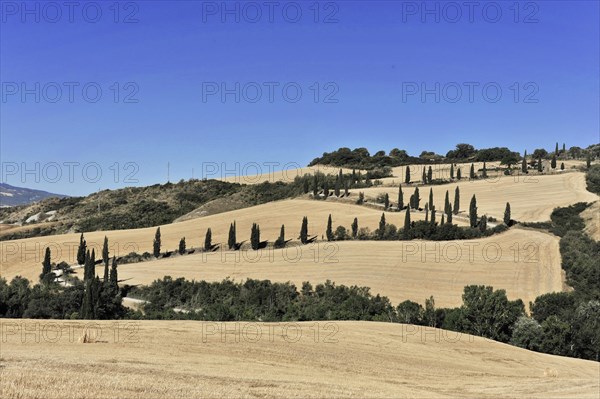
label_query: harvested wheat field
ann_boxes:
[362,172,598,222]
[219,165,356,185]
[96,227,561,308]
[0,319,597,399]
[0,199,452,282]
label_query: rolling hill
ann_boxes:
[1,319,598,398]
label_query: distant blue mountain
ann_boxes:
[0,183,68,207]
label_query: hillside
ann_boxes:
[0,183,68,207]
[0,199,459,283]
[1,319,598,398]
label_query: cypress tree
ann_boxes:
[102,236,109,283]
[334,176,341,197]
[560,162,565,170]
[562,143,566,154]
[384,193,390,210]
[344,179,349,196]
[469,195,478,228]
[179,237,186,255]
[109,257,118,289]
[431,206,436,224]
[444,190,452,223]
[470,163,475,179]
[405,166,411,184]
[204,228,212,251]
[479,215,487,232]
[422,167,427,184]
[357,192,365,205]
[351,217,358,239]
[453,186,460,215]
[429,188,434,210]
[504,202,511,226]
[403,205,411,238]
[457,167,462,180]
[555,142,559,155]
[441,213,445,225]
[427,165,433,184]
[251,223,260,250]
[275,225,286,248]
[300,217,308,244]
[153,227,161,258]
[323,180,329,199]
[326,214,334,241]
[450,164,455,179]
[412,187,420,209]
[303,178,309,194]
[90,249,96,280]
[538,157,543,172]
[312,174,319,196]
[397,185,404,210]
[77,233,86,265]
[228,222,236,249]
[522,151,528,174]
[551,155,557,169]
[40,247,51,282]
[83,249,90,282]
[339,168,343,182]
[425,203,429,222]
[482,162,487,178]
[351,169,357,186]
[378,213,386,239]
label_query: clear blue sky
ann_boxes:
[1,0,598,196]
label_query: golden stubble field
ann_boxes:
[0,199,460,283]
[94,227,563,308]
[362,172,598,222]
[1,319,598,399]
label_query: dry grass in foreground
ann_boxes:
[1,319,598,399]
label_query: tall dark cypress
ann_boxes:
[551,155,557,169]
[326,214,334,241]
[405,166,411,184]
[555,142,559,155]
[351,217,358,239]
[77,233,86,265]
[251,223,260,250]
[323,180,329,199]
[453,186,460,215]
[469,195,478,228]
[153,227,161,258]
[450,164,454,179]
[40,247,51,282]
[470,163,475,179]
[422,167,427,184]
[482,162,487,178]
[538,157,543,172]
[403,206,411,238]
[275,225,286,248]
[522,150,528,174]
[384,193,390,210]
[429,188,434,211]
[102,236,109,282]
[378,213,386,239]
[504,202,511,226]
[397,185,404,210]
[228,222,236,249]
[300,217,308,244]
[457,167,462,180]
[334,176,341,197]
[179,237,186,255]
[427,166,433,184]
[204,228,212,251]
[109,257,118,289]
[313,174,319,196]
